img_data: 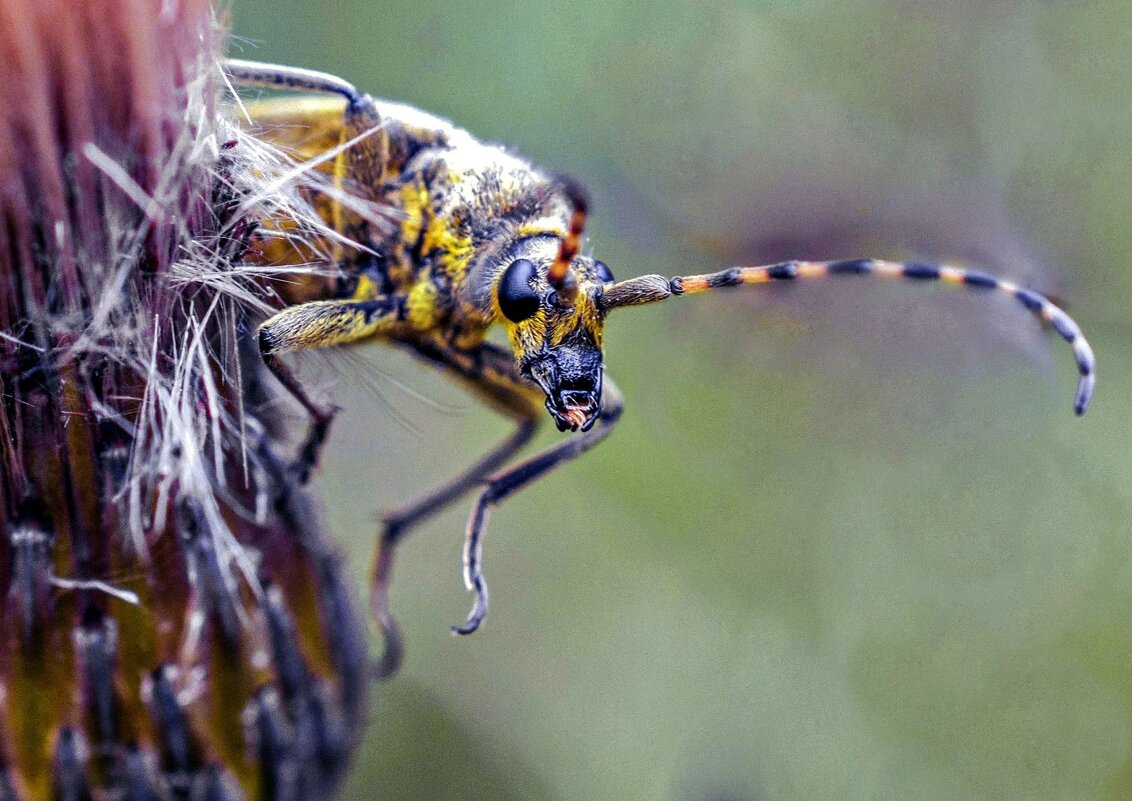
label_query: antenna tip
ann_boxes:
[1074,374,1095,416]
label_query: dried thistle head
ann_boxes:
[0,1,369,799]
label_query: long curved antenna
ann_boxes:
[224,58,365,108]
[545,175,589,306]
[600,258,1095,415]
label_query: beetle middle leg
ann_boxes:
[258,295,405,482]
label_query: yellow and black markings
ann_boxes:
[225,59,1097,677]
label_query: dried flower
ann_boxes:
[0,2,369,798]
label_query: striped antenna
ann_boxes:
[546,174,589,305]
[601,258,1095,415]
[224,58,365,108]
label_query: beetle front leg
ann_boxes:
[369,341,545,674]
[371,417,537,677]
[454,374,624,635]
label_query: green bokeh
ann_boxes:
[234,2,1132,799]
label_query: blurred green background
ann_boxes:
[234,2,1132,799]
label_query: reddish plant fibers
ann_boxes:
[0,2,369,799]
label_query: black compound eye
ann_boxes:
[594,260,614,284]
[498,259,541,322]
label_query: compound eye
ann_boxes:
[498,258,541,322]
[594,260,614,284]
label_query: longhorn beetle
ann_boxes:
[225,59,1096,675]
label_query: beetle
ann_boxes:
[225,59,1096,674]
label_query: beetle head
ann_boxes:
[490,236,616,432]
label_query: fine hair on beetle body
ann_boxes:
[225,58,1096,677]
